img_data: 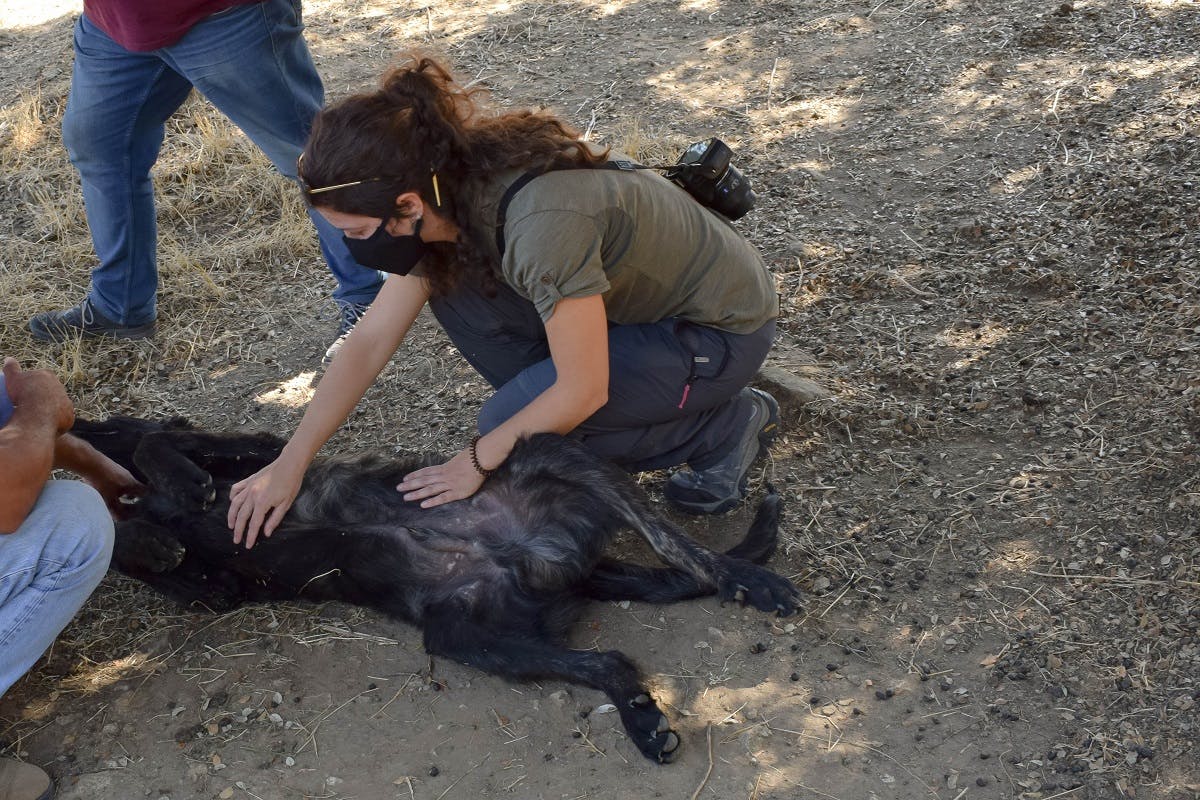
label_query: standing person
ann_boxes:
[27,0,385,360]
[226,56,781,548]
[0,359,141,800]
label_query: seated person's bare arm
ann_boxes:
[0,358,141,533]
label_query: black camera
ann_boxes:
[665,138,756,220]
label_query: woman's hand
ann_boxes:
[227,455,307,549]
[397,449,486,508]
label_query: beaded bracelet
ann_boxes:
[469,435,495,478]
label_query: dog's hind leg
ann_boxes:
[613,493,800,616]
[508,436,799,615]
[422,609,680,763]
[583,489,786,604]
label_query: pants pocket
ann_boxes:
[675,321,731,380]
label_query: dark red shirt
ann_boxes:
[83,0,261,52]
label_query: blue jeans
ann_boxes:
[429,282,776,472]
[62,0,384,326]
[0,482,114,696]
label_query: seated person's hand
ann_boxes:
[2,358,75,432]
[85,459,146,518]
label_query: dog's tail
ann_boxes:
[580,489,782,603]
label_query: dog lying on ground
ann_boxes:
[71,415,800,763]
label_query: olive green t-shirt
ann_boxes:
[484,162,778,335]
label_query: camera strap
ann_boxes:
[494,159,643,257]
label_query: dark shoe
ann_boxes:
[0,757,54,800]
[323,301,371,363]
[665,388,780,515]
[28,298,155,343]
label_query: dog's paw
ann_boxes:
[159,464,216,511]
[115,528,186,573]
[716,559,801,617]
[618,693,680,764]
[141,535,186,572]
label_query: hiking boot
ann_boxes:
[0,757,53,800]
[323,301,371,363]
[28,297,155,343]
[665,387,780,515]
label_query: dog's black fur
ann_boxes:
[72,416,800,763]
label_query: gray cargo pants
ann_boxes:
[429,282,775,472]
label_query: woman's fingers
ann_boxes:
[420,488,462,508]
[231,493,254,544]
[227,472,260,529]
[264,504,288,539]
[397,453,485,508]
[397,465,439,489]
[243,502,271,550]
[228,492,244,532]
[400,481,446,502]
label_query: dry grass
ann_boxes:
[0,87,325,415]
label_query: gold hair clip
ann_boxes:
[307,179,374,195]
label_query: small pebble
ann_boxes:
[976,777,989,787]
[429,766,440,777]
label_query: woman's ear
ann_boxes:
[394,191,425,219]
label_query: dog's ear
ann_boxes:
[165,416,194,430]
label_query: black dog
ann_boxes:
[72,416,799,763]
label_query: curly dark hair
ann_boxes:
[298,55,608,298]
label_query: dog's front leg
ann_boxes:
[132,433,218,512]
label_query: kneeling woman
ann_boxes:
[228,56,780,547]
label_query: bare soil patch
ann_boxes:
[1,1,1197,799]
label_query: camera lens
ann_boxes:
[712,165,755,220]
[669,137,756,220]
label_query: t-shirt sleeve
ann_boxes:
[502,210,611,323]
[0,373,13,429]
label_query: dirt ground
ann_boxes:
[1,0,1198,798]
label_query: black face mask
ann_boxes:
[343,217,427,276]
